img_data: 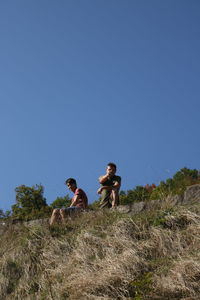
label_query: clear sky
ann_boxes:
[0,0,200,211]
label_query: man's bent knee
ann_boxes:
[52,208,60,215]
[50,209,61,225]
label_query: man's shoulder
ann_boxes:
[75,188,82,194]
[113,175,121,181]
[75,188,87,196]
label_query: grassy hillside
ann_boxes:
[1,198,200,300]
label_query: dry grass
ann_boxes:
[1,204,200,300]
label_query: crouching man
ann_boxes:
[50,178,88,226]
[97,162,121,209]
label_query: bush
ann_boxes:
[120,186,151,205]
[150,167,200,200]
[50,195,71,208]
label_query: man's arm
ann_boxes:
[112,180,121,190]
[97,181,121,194]
[97,185,112,194]
[99,174,110,184]
[70,195,79,207]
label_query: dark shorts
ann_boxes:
[61,206,83,216]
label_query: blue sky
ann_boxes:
[0,0,200,211]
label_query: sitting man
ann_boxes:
[50,178,88,225]
[97,162,121,209]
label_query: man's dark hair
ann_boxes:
[65,178,77,186]
[107,162,117,171]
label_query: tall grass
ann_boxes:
[1,203,200,300]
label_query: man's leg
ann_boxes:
[60,208,69,224]
[99,189,112,208]
[49,209,61,225]
[111,189,119,208]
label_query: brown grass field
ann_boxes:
[1,199,200,300]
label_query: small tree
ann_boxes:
[12,184,48,220]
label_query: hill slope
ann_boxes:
[1,192,200,300]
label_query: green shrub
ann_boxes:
[120,186,151,205]
[50,195,71,208]
[150,167,200,200]
[129,272,153,300]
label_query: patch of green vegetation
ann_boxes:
[28,281,40,294]
[150,167,200,200]
[120,186,151,205]
[119,167,200,206]
[149,257,173,276]
[129,207,175,231]
[2,260,23,294]
[129,272,153,300]
[60,290,70,299]
[149,208,175,227]
[49,223,72,237]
